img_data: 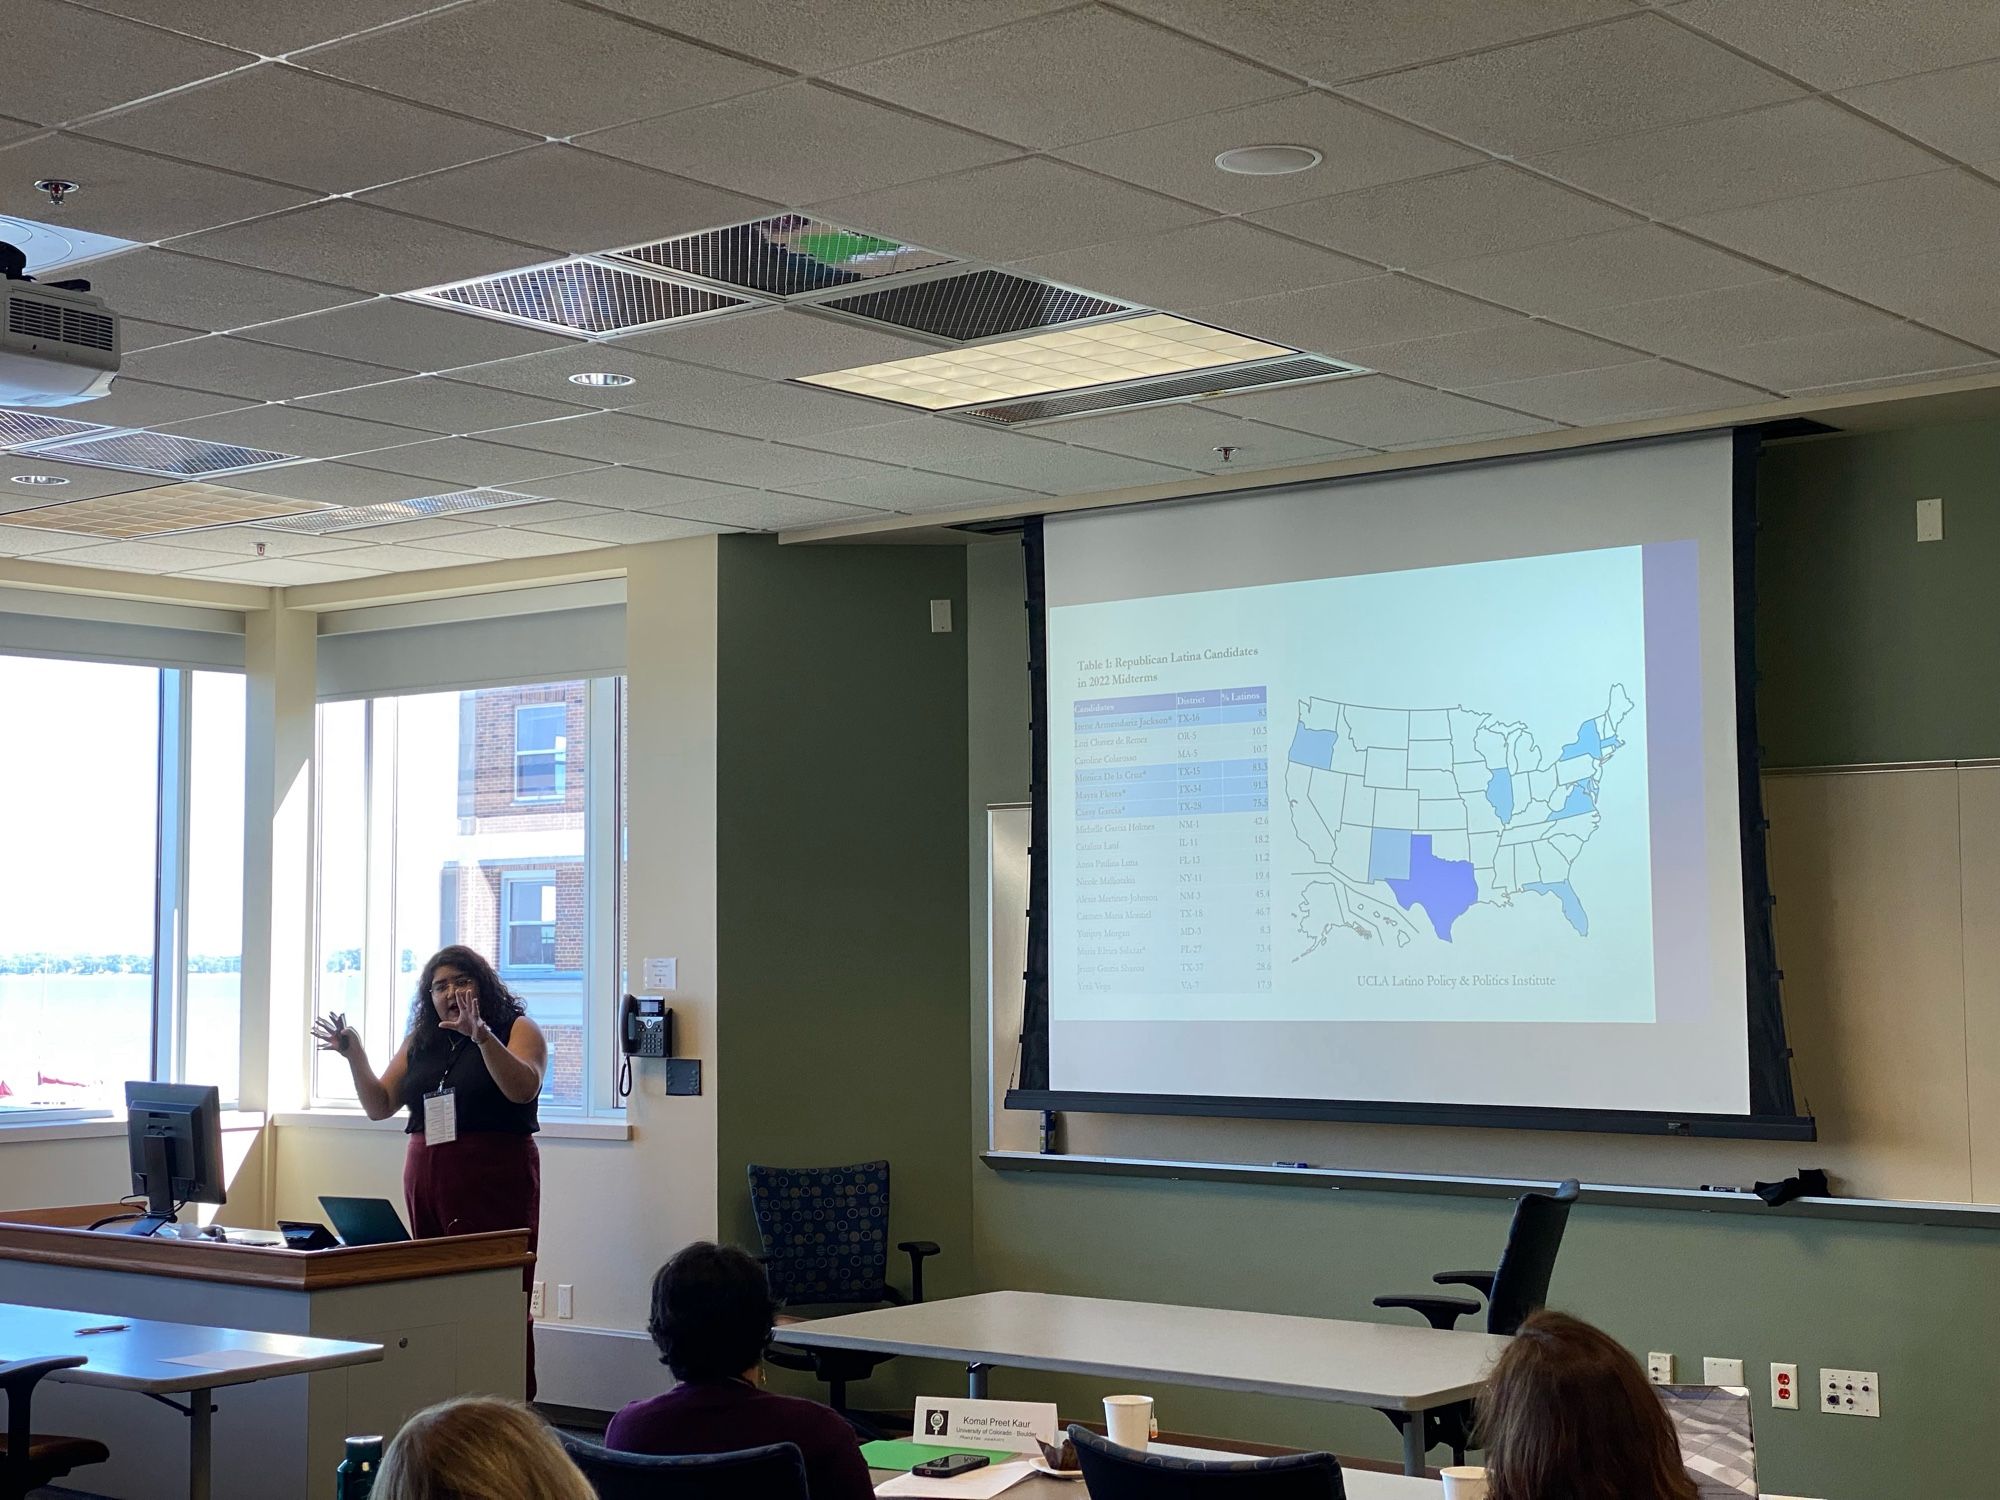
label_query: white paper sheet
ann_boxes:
[875,1460,1036,1499]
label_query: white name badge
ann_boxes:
[423,1087,458,1145]
[911,1397,1058,1453]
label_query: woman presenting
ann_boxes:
[313,944,547,1397]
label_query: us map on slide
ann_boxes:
[1283,686,1633,954]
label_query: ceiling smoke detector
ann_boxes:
[1213,145,1323,176]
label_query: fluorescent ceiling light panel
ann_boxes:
[253,487,543,534]
[16,429,298,478]
[407,257,756,339]
[794,312,1297,412]
[611,215,956,299]
[1,482,333,537]
[0,214,141,276]
[956,356,1367,426]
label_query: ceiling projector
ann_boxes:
[0,239,119,408]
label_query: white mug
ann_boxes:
[1103,1393,1155,1450]
[1440,1465,1491,1500]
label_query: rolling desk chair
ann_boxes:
[1371,1178,1581,1464]
[747,1161,940,1419]
[1068,1425,1347,1499]
[1,1356,110,1500]
[560,1432,809,1500]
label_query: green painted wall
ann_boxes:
[959,422,2000,1499]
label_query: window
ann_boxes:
[0,655,245,1117]
[514,702,567,803]
[313,679,623,1113]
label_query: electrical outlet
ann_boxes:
[530,1281,546,1319]
[556,1283,575,1320]
[1704,1357,1745,1387]
[1771,1362,1798,1410]
[1820,1368,1880,1417]
[1648,1352,1676,1385]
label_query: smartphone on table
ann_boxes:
[911,1454,991,1479]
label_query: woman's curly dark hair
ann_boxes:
[405,945,525,1058]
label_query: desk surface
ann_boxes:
[0,1301,382,1393]
[779,1291,1510,1411]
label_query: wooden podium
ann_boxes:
[0,1204,532,1500]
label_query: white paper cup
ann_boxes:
[1103,1394,1155,1450]
[1440,1465,1491,1500]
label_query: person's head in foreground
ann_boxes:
[1479,1310,1698,1500]
[373,1396,596,1500]
[648,1239,776,1380]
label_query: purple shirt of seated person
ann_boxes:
[606,1242,873,1500]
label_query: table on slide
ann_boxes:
[0,1301,382,1500]
[777,1290,1509,1477]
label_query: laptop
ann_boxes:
[1661,1386,1757,1499]
[319,1196,413,1247]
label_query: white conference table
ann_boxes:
[0,1301,382,1500]
[874,1450,1437,1498]
[777,1290,1510,1476]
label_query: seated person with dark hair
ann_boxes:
[607,1241,874,1500]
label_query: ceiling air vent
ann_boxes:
[407,258,755,339]
[611,216,955,299]
[0,410,111,448]
[0,482,332,537]
[819,269,1134,342]
[955,355,1367,426]
[254,488,542,534]
[20,429,297,477]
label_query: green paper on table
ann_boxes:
[860,1440,1020,1472]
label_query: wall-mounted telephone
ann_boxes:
[620,994,672,1099]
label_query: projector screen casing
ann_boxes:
[1008,430,1811,1141]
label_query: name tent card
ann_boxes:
[911,1397,1058,1452]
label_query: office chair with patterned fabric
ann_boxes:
[560,1432,809,1500]
[747,1161,939,1415]
[1,1356,111,1500]
[1068,1426,1347,1500]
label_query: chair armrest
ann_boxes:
[1432,1270,1497,1299]
[1373,1294,1483,1331]
[897,1241,942,1303]
[1,1356,85,1467]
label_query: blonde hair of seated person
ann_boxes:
[373,1396,597,1500]
[1479,1310,1698,1500]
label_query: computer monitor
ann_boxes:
[120,1080,226,1237]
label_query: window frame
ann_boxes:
[513,701,568,804]
[499,868,561,976]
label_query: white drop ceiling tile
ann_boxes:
[588,0,1071,73]
[582,82,1016,206]
[170,200,550,296]
[644,488,887,531]
[68,0,439,54]
[1424,227,1771,319]
[1529,98,1942,222]
[1811,246,2000,352]
[518,509,725,544]
[157,404,431,459]
[1671,0,2000,90]
[480,412,752,467]
[790,469,1046,510]
[1204,374,1557,448]
[185,555,379,584]
[612,307,940,380]
[1118,0,1631,84]
[1332,320,1648,389]
[812,156,1207,264]
[119,337,405,402]
[1786,362,2000,398]
[826,7,1292,152]
[1055,92,1480,216]
[1694,322,1996,393]
[0,133,313,241]
[120,319,210,353]
[796,419,1190,492]
[1196,275,1517,355]
[1564,279,1895,365]
[2,0,250,127]
[45,377,253,429]
[1681,171,2000,279]
[359,146,775,256]
[475,501,609,528]
[1340,14,1799,158]
[0,116,36,148]
[79,65,533,194]
[0,523,109,555]
[1010,221,1377,314]
[418,527,615,560]
[345,438,609,489]
[526,466,765,511]
[1049,406,1370,472]
[87,249,368,333]
[233,462,460,508]
[1840,60,2000,167]
[321,517,484,544]
[298,376,595,436]
[298,0,782,137]
[0,455,161,501]
[32,538,248,572]
[149,524,367,558]
[1252,165,1636,269]
[303,542,488,573]
[653,443,917,493]
[1028,447,1202,495]
[615,378,900,440]
[447,347,758,413]
[243,298,572,372]
[1464,360,1770,424]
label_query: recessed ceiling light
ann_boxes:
[9,473,69,486]
[568,371,636,388]
[1214,145,1324,176]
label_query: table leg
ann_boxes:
[967,1363,991,1398]
[189,1387,213,1500]
[1401,1411,1425,1477]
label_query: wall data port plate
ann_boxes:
[1820,1368,1879,1417]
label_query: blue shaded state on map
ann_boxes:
[1283,686,1633,950]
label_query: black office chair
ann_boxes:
[1370,1178,1581,1464]
[1,1356,110,1500]
[559,1432,808,1500]
[1068,1425,1347,1500]
[747,1161,940,1417]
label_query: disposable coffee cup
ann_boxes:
[1440,1465,1490,1499]
[1103,1394,1155,1450]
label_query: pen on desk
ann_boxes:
[1272,1161,1313,1169]
[75,1324,129,1335]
